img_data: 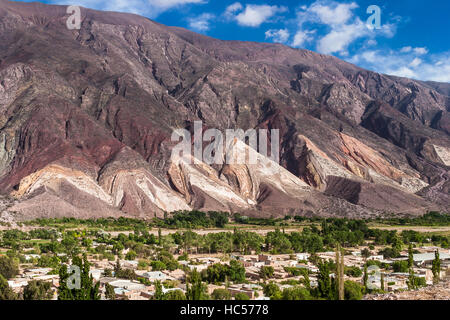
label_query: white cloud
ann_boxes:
[188,13,215,32]
[409,57,422,68]
[316,19,367,54]
[309,1,358,26]
[391,66,417,79]
[226,4,288,27]
[400,46,412,53]
[401,46,428,55]
[148,0,205,10]
[265,29,290,43]
[413,47,429,55]
[51,0,206,18]
[348,48,450,82]
[291,30,315,48]
[225,2,243,17]
[292,0,397,55]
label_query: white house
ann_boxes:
[141,271,173,282]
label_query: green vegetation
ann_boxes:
[58,254,100,300]
[392,261,409,273]
[163,289,186,300]
[432,250,441,284]
[155,211,230,229]
[203,260,246,284]
[0,256,19,279]
[186,269,209,300]
[23,280,54,300]
[374,212,450,227]
[234,292,250,300]
[105,283,116,300]
[0,274,18,300]
[0,211,448,301]
[344,281,364,300]
[345,266,362,277]
[211,288,232,300]
[263,260,363,301]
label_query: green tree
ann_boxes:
[234,292,250,300]
[299,268,311,290]
[163,290,186,300]
[335,244,345,301]
[151,261,167,271]
[408,244,414,268]
[228,260,246,283]
[317,261,334,299]
[205,263,229,284]
[361,248,371,260]
[281,286,311,300]
[112,242,124,256]
[115,268,137,280]
[105,283,116,300]
[186,269,209,300]
[114,259,121,275]
[58,254,100,300]
[211,288,232,300]
[432,250,441,284]
[103,268,113,277]
[263,282,281,299]
[344,281,363,300]
[0,256,19,279]
[23,280,53,300]
[363,265,368,292]
[61,234,79,257]
[154,280,164,300]
[259,266,274,282]
[265,229,292,254]
[392,261,409,273]
[125,250,137,261]
[392,233,403,252]
[0,274,18,300]
[345,266,362,277]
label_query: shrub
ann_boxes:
[0,256,19,279]
[281,286,312,300]
[345,266,362,277]
[234,292,250,300]
[212,288,232,300]
[344,281,363,300]
[151,260,167,271]
[392,261,409,273]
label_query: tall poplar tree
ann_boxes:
[335,244,344,300]
[432,250,441,284]
[58,254,100,300]
[408,244,414,268]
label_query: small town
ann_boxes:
[1,212,449,300]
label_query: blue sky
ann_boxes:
[12,0,450,82]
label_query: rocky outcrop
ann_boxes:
[364,280,450,300]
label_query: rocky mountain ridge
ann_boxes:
[0,0,448,221]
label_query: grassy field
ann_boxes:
[367,223,450,235]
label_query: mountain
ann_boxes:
[0,0,448,221]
